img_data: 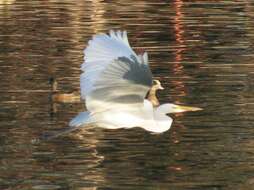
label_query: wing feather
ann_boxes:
[81,31,152,113]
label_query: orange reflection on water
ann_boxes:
[174,0,184,45]
[173,0,185,65]
[171,0,187,98]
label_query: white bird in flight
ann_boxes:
[66,30,202,134]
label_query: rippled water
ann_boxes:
[1,0,254,189]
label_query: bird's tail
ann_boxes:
[39,112,91,141]
[69,111,91,127]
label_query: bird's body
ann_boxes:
[70,99,173,133]
[53,30,201,137]
[67,30,202,133]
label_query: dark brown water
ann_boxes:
[1,0,254,189]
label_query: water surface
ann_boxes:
[1,0,254,189]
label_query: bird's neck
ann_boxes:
[143,108,172,133]
[147,88,159,107]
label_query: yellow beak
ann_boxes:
[173,105,203,113]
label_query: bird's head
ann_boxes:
[152,79,164,90]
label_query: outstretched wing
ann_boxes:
[81,30,152,113]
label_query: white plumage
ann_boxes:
[81,31,135,98]
[67,30,201,134]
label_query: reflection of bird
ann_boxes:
[66,30,202,134]
[49,77,80,103]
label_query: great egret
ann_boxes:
[67,30,202,134]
